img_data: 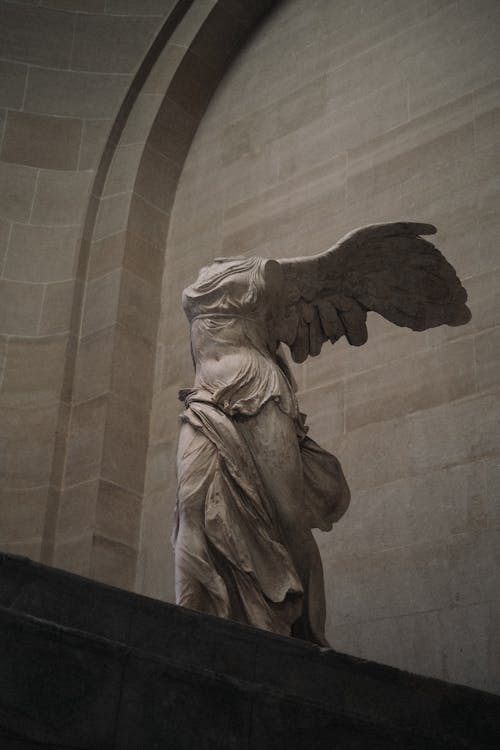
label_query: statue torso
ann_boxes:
[182,257,297,418]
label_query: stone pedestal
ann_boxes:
[0,552,498,749]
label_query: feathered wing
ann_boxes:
[275,222,471,363]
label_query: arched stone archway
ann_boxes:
[42,0,281,595]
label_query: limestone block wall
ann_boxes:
[0,0,172,561]
[40,0,209,592]
[0,0,280,593]
[161,0,500,693]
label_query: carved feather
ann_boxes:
[277,222,471,363]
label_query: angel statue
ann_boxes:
[172,222,471,646]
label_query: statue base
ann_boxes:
[0,552,498,749]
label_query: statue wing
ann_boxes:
[275,222,471,363]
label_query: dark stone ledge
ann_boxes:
[0,551,499,749]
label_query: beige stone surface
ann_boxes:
[326,462,488,560]
[449,528,500,607]
[95,479,142,549]
[111,325,154,408]
[39,281,75,336]
[53,533,93,576]
[25,68,131,120]
[0,335,6,379]
[476,326,500,392]
[304,316,429,390]
[0,3,74,68]
[0,336,67,408]
[128,193,170,247]
[117,268,158,343]
[0,404,59,489]
[0,486,48,544]
[166,48,219,120]
[103,143,144,198]
[278,80,408,183]
[5,224,80,283]
[346,114,474,207]
[325,539,452,627]
[0,279,44,336]
[0,59,27,109]
[40,0,105,11]
[63,396,107,487]
[30,170,93,226]
[1,111,82,171]
[90,534,138,590]
[73,327,114,403]
[0,162,38,223]
[81,269,121,337]
[149,385,183,446]
[344,338,476,431]
[105,0,174,15]
[72,12,160,74]
[87,231,126,280]
[408,4,500,118]
[0,218,9,272]
[0,0,178,586]
[78,119,113,171]
[101,395,149,494]
[337,391,500,493]
[136,487,175,601]
[485,458,500,530]
[120,92,163,145]
[94,192,132,242]
[134,146,181,213]
[55,480,99,541]
[144,439,177,497]
[221,157,346,256]
[147,95,197,164]
[296,382,345,446]
[123,231,163,287]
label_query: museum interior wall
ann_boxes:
[0,0,272,582]
[0,0,499,694]
[0,0,183,575]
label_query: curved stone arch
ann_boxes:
[44,0,280,594]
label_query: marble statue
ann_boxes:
[172,222,471,645]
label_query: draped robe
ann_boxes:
[173,256,350,644]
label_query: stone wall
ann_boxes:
[0,0,172,562]
[0,0,280,589]
[161,0,500,693]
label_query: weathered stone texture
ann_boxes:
[24,68,132,120]
[0,162,37,223]
[81,269,121,337]
[0,280,44,336]
[71,12,160,74]
[0,0,173,571]
[0,4,74,68]
[1,111,83,170]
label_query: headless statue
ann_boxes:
[172,222,471,645]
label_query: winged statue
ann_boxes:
[172,222,471,645]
